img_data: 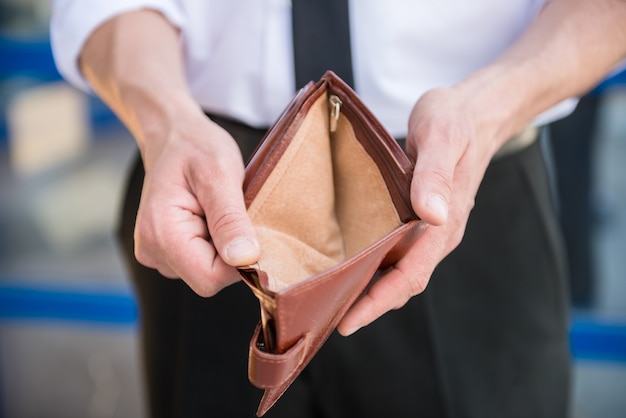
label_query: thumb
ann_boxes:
[410,150,457,226]
[209,197,260,267]
[206,188,260,266]
[190,161,260,267]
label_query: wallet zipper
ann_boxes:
[329,94,342,132]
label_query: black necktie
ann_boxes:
[291,0,354,89]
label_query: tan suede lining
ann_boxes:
[248,92,402,291]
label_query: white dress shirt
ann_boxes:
[50,0,575,137]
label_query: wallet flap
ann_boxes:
[248,324,308,389]
[246,221,423,416]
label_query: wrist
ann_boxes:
[121,85,199,144]
[451,65,531,155]
[79,9,202,169]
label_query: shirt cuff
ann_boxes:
[50,0,187,92]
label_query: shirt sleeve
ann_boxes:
[49,0,187,92]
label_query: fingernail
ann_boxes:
[226,238,258,264]
[426,194,448,223]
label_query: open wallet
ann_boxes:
[238,71,427,416]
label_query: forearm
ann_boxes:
[344,0,626,335]
[455,0,626,151]
[79,9,202,169]
[79,9,259,286]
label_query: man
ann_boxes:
[50,1,626,417]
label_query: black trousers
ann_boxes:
[549,94,602,308]
[118,116,571,418]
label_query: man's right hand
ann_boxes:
[134,100,260,296]
[79,10,260,297]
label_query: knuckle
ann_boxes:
[426,167,454,195]
[209,206,246,235]
[187,274,230,298]
[389,296,409,312]
[451,229,467,246]
[406,274,428,297]
[370,294,398,316]
[189,153,242,185]
[133,220,171,273]
[449,230,464,251]
[158,269,178,280]
[134,244,163,273]
[133,236,154,268]
[192,283,218,298]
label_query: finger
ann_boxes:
[135,204,241,296]
[169,232,242,297]
[187,152,260,267]
[410,125,473,227]
[337,268,412,336]
[203,185,260,267]
[337,227,444,336]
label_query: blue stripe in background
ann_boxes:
[1,281,625,362]
[570,314,626,363]
[0,281,137,327]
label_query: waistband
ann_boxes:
[494,125,539,159]
[205,111,539,162]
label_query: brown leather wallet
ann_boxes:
[238,71,426,416]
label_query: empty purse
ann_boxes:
[238,71,427,416]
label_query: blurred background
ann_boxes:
[0,1,625,417]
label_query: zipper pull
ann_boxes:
[329,94,342,132]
